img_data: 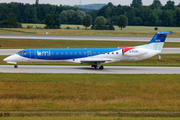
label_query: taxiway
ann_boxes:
[0,34,179,42]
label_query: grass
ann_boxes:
[1,39,180,49]
[1,117,180,120]
[0,73,180,112]
[22,24,180,31]
[0,28,180,37]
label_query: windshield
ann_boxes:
[17,51,27,55]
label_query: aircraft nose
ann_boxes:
[3,54,16,62]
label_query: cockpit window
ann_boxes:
[17,51,27,55]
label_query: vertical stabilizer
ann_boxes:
[149,31,173,44]
[137,31,173,52]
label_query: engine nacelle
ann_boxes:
[123,48,148,57]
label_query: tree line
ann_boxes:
[0,0,180,27]
[96,0,180,27]
[0,2,78,24]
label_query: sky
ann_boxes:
[0,0,179,6]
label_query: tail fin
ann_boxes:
[149,31,173,44]
[137,31,173,52]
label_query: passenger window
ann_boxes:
[116,52,118,54]
[79,52,82,55]
[112,52,114,54]
[107,52,109,54]
[70,52,73,55]
[98,52,101,54]
[47,52,49,55]
[52,52,54,55]
[103,52,105,54]
[66,52,68,55]
[75,52,77,55]
[94,52,96,55]
[84,52,86,55]
[56,52,59,55]
[61,52,64,55]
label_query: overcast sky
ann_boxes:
[0,0,179,6]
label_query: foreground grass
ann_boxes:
[0,73,180,111]
[0,28,179,37]
[1,39,180,49]
[1,54,180,66]
[1,117,180,120]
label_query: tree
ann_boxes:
[36,0,39,7]
[146,12,159,26]
[110,16,118,25]
[130,0,142,8]
[164,0,175,10]
[75,10,85,24]
[0,13,22,28]
[117,15,128,30]
[60,10,85,24]
[83,14,92,29]
[126,10,135,25]
[150,0,162,9]
[138,7,153,25]
[89,10,97,24]
[162,10,176,26]
[59,11,68,24]
[94,16,106,26]
[176,9,180,26]
[54,18,61,28]
[7,13,18,25]
[45,14,54,27]
[132,17,142,26]
[23,5,37,23]
[97,2,114,18]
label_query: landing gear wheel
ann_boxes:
[93,65,97,69]
[99,65,104,70]
[14,65,18,68]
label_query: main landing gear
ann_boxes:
[14,64,18,68]
[91,65,104,70]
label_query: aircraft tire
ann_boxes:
[14,65,18,68]
[99,65,104,70]
[94,65,97,69]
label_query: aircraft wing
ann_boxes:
[80,58,116,64]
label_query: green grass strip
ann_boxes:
[0,73,180,112]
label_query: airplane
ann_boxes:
[3,31,173,70]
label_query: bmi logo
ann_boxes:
[155,39,160,42]
[37,50,51,56]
